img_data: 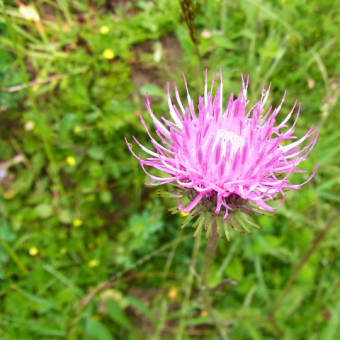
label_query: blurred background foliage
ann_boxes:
[0,0,340,339]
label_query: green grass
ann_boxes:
[0,0,340,339]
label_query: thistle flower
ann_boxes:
[126,71,318,233]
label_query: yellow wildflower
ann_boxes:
[167,287,178,300]
[73,126,82,133]
[89,259,100,268]
[66,156,76,166]
[103,48,115,60]
[180,211,188,217]
[100,26,110,35]
[73,218,83,227]
[29,247,39,256]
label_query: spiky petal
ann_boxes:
[126,71,319,219]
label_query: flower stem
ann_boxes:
[178,0,202,93]
[201,219,230,339]
[176,227,202,340]
[201,219,219,286]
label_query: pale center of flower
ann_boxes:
[215,129,245,157]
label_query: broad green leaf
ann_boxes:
[85,318,115,340]
[106,299,132,329]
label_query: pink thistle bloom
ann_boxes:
[126,71,319,220]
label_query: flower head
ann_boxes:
[66,156,76,166]
[88,259,100,268]
[126,71,318,230]
[100,25,110,35]
[103,48,115,60]
[29,247,39,256]
[168,287,178,300]
[73,218,83,227]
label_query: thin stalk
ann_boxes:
[152,238,180,340]
[176,227,202,340]
[57,0,73,26]
[162,237,180,280]
[201,219,219,285]
[152,299,168,340]
[220,0,228,33]
[269,209,340,321]
[201,220,229,340]
[179,0,202,94]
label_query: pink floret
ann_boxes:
[126,71,319,218]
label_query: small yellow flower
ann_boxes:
[89,259,100,268]
[19,5,40,22]
[103,48,115,60]
[60,247,67,254]
[73,126,82,133]
[66,156,76,166]
[100,25,110,35]
[167,287,178,300]
[180,211,188,217]
[29,247,39,256]
[73,218,83,227]
[200,310,208,317]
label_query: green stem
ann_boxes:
[178,0,202,94]
[152,299,168,340]
[201,219,219,286]
[176,227,202,340]
[201,220,229,339]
